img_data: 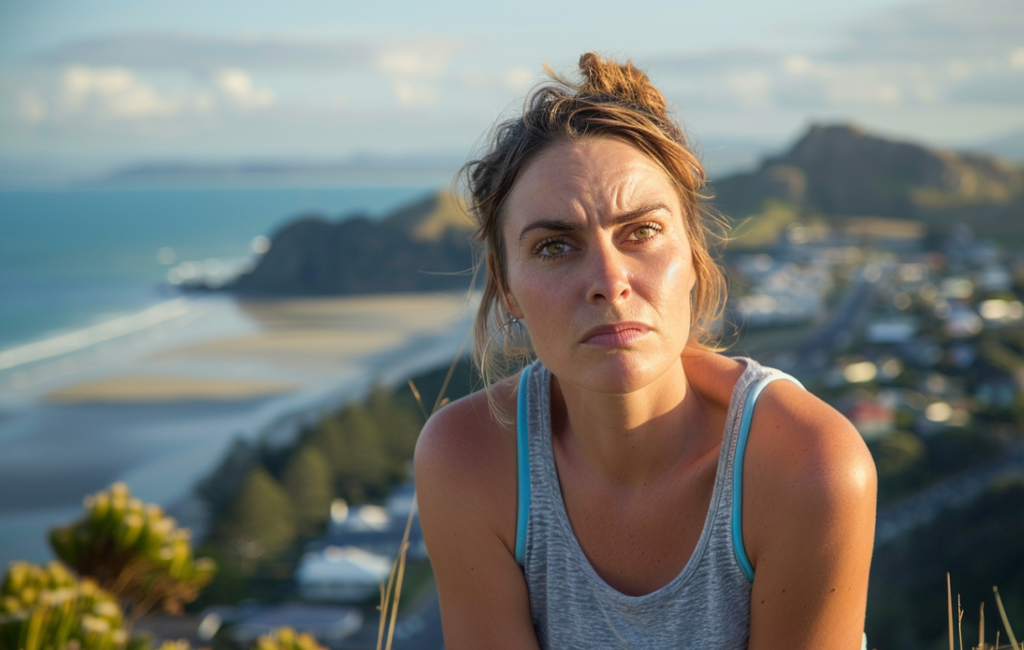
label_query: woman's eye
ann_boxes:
[537,240,568,257]
[628,224,660,241]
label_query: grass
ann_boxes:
[373,332,468,650]
[942,573,1021,650]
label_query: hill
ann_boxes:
[712,124,1024,247]
[228,190,477,295]
[219,124,1024,296]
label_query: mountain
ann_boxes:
[219,124,1024,296]
[227,190,477,295]
[100,154,464,187]
[712,124,1024,246]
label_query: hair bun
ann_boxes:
[577,52,668,118]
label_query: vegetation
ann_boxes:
[225,191,476,296]
[726,199,800,249]
[215,467,296,567]
[279,446,333,538]
[867,478,1024,649]
[48,484,216,625]
[1,485,219,650]
[192,359,478,609]
[0,561,127,650]
[253,627,326,650]
[869,427,1007,507]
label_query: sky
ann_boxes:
[0,0,1022,185]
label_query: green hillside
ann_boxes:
[712,124,1024,248]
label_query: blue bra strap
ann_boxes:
[732,373,804,583]
[514,364,534,566]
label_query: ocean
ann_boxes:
[0,184,475,568]
[0,185,433,353]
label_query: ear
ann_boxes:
[486,252,524,320]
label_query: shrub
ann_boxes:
[48,483,216,623]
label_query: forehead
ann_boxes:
[503,137,680,229]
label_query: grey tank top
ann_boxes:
[515,356,801,649]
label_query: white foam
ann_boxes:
[0,298,193,371]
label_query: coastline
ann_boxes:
[0,291,477,566]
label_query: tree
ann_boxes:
[216,466,296,567]
[366,386,423,481]
[309,405,389,503]
[281,445,333,537]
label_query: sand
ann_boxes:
[41,293,475,404]
[44,376,299,403]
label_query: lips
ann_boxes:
[580,321,652,347]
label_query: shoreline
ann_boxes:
[0,292,476,566]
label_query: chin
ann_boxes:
[562,349,677,395]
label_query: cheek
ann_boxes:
[652,248,695,304]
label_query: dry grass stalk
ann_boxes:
[375,341,467,649]
[993,586,1019,650]
[375,553,400,650]
[407,380,429,421]
[385,535,411,650]
[980,602,986,650]
[949,573,956,650]
[959,594,965,650]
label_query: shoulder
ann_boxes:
[413,374,542,647]
[750,377,876,499]
[413,373,521,553]
[742,376,877,563]
[742,376,877,645]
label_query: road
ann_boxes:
[784,264,891,379]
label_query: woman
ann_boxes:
[414,53,876,649]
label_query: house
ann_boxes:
[295,546,395,603]
[866,317,918,344]
[295,482,427,604]
[844,399,895,440]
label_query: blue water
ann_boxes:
[0,185,434,351]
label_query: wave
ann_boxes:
[0,298,194,372]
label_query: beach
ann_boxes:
[0,291,476,567]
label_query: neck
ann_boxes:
[550,358,716,487]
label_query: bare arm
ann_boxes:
[414,391,542,650]
[744,381,877,649]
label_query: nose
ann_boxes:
[585,239,631,305]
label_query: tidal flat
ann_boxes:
[0,292,476,567]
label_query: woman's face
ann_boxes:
[500,136,696,395]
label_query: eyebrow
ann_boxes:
[517,203,673,244]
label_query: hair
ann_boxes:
[459,52,729,416]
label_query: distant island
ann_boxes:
[183,123,1023,296]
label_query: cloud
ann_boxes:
[13,64,277,124]
[649,0,1024,112]
[62,65,185,118]
[501,67,535,91]
[33,34,372,72]
[215,69,275,109]
[390,80,439,107]
[375,42,458,107]
[29,33,463,109]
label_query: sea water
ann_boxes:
[0,184,469,567]
[0,185,433,353]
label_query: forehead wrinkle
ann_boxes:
[503,138,680,247]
